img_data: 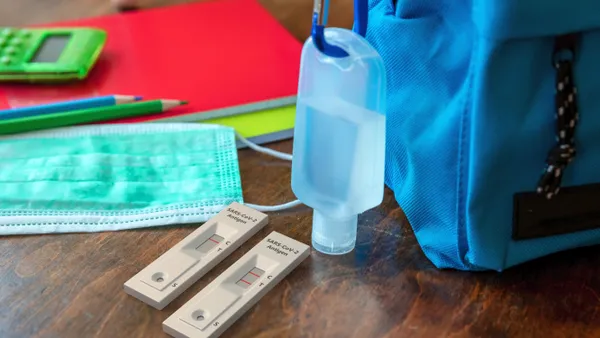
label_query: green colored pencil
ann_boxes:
[0,99,187,135]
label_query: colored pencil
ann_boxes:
[0,95,143,120]
[0,99,187,135]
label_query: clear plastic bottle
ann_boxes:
[291,27,387,255]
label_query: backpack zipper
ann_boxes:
[537,33,580,199]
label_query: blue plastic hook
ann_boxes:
[311,0,368,58]
[353,0,368,37]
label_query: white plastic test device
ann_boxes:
[124,202,269,310]
[163,231,310,338]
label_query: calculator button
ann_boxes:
[4,46,17,55]
[9,38,21,46]
[0,28,14,37]
[0,56,10,65]
[19,30,31,38]
[0,38,6,47]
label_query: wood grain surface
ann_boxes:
[1,1,600,337]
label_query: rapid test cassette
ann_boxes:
[124,202,269,310]
[163,231,310,338]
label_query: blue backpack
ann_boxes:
[366,0,600,271]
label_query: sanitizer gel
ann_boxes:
[291,27,386,255]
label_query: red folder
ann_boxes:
[0,0,302,122]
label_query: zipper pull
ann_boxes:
[538,33,580,199]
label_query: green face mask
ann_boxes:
[0,123,244,235]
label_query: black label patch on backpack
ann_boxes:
[513,183,600,240]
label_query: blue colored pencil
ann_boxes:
[0,95,143,120]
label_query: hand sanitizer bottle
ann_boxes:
[291,27,386,255]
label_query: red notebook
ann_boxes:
[0,0,302,122]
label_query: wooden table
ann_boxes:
[1,1,600,337]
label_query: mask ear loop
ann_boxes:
[235,133,303,212]
[236,132,292,161]
[312,0,368,57]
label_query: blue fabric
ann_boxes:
[366,0,600,271]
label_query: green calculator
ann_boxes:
[0,27,107,83]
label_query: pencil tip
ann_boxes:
[180,101,189,105]
[134,96,143,101]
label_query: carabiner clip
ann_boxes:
[311,0,368,58]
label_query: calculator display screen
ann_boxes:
[29,35,70,63]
